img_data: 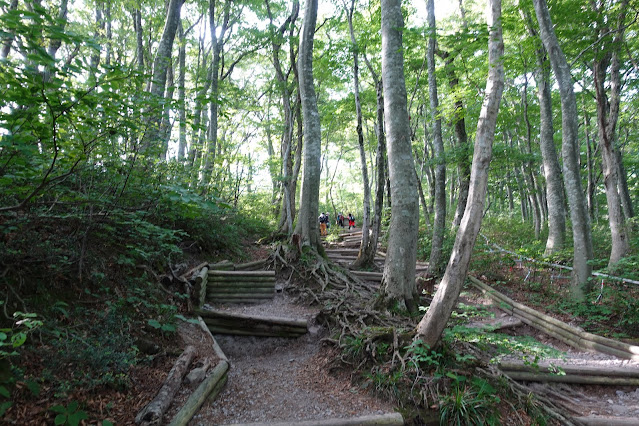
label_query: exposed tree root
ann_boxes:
[270,243,578,424]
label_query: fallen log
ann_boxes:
[135,345,197,425]
[208,275,276,283]
[198,309,309,328]
[352,271,383,282]
[498,361,639,378]
[204,324,306,338]
[207,287,275,294]
[207,298,271,304]
[226,413,405,426]
[208,281,275,288]
[196,316,228,361]
[502,371,639,386]
[203,320,307,336]
[572,416,639,426]
[207,294,274,302]
[234,259,268,270]
[209,270,275,278]
[168,360,229,426]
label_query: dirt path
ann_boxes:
[189,291,397,425]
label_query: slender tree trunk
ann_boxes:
[201,0,231,187]
[533,0,593,298]
[417,0,504,347]
[616,136,634,220]
[346,0,371,264]
[426,0,446,275]
[177,22,187,161]
[1,0,19,59]
[532,39,566,255]
[135,7,144,73]
[584,111,597,220]
[358,58,387,268]
[377,0,420,313]
[293,0,321,250]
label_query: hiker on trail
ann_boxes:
[348,213,355,230]
[337,213,344,227]
[318,212,328,236]
[325,213,330,230]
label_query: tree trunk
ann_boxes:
[416,0,504,347]
[357,55,387,269]
[616,136,634,220]
[346,0,372,261]
[377,0,420,312]
[201,0,231,187]
[533,0,593,298]
[532,39,566,255]
[177,22,187,161]
[0,0,19,59]
[592,0,630,267]
[293,0,322,250]
[145,0,184,155]
[426,0,446,275]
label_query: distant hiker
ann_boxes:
[318,212,328,236]
[337,213,344,227]
[325,213,330,230]
[348,213,355,230]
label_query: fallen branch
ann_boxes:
[168,360,229,426]
[135,345,197,425]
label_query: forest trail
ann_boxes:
[184,227,403,425]
[163,230,639,425]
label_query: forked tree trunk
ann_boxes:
[533,0,593,298]
[426,0,446,275]
[592,0,630,267]
[377,0,420,312]
[417,0,504,347]
[145,0,184,155]
[293,0,322,250]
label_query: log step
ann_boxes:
[209,270,275,277]
[197,309,309,338]
[226,413,404,426]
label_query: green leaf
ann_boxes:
[11,332,27,348]
[0,401,12,417]
[0,385,10,398]
[102,421,114,426]
[67,400,78,412]
[49,404,66,414]
[26,380,40,397]
[147,319,161,329]
[67,410,88,426]
[161,323,176,333]
[54,414,67,425]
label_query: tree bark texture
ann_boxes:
[294,0,322,250]
[416,0,504,347]
[356,58,387,269]
[378,0,420,312]
[177,22,187,161]
[592,0,630,267]
[426,0,446,276]
[135,345,196,425]
[346,0,372,260]
[145,0,183,155]
[201,0,231,187]
[533,0,593,298]
[532,42,566,255]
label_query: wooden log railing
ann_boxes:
[469,276,639,361]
